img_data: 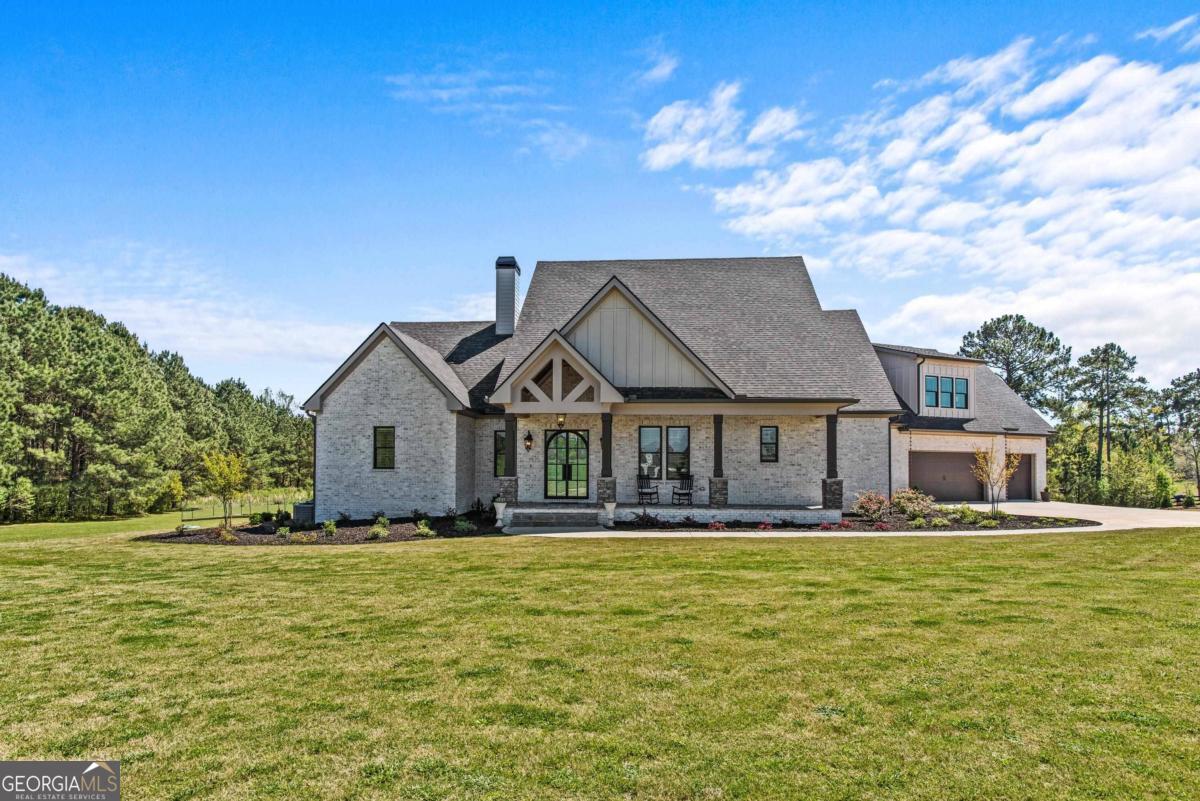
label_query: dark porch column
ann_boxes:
[710,414,727,507]
[499,413,519,505]
[598,412,616,506]
[822,414,843,510]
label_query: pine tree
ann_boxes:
[959,314,1073,414]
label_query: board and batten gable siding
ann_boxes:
[876,349,919,411]
[313,337,458,521]
[919,358,977,419]
[566,289,716,389]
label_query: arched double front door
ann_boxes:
[545,430,589,499]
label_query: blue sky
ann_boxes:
[2,2,1198,398]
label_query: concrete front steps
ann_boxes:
[508,507,602,529]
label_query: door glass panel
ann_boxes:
[545,430,589,498]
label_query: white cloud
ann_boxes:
[641,82,803,170]
[520,120,592,163]
[661,35,1200,385]
[1136,14,1198,43]
[636,40,680,85]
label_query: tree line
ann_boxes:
[0,274,312,521]
[959,315,1199,507]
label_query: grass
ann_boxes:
[1,524,1199,799]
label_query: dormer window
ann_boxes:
[925,375,968,409]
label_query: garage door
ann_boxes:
[909,452,983,501]
[1008,455,1033,500]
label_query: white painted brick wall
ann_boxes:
[724,416,824,506]
[474,417,507,508]
[314,338,457,521]
[516,414,602,503]
[838,416,891,509]
[455,415,476,513]
[613,415,714,504]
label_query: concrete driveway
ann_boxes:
[522,501,1200,538]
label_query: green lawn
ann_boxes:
[1,525,1199,800]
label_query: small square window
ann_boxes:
[373,426,395,469]
[760,426,778,462]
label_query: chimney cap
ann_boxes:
[495,256,520,273]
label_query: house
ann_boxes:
[300,256,1051,526]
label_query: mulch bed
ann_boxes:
[140,515,504,546]
[615,510,1100,532]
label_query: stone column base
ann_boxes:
[498,476,518,505]
[821,478,844,510]
[709,477,728,507]
[598,477,616,504]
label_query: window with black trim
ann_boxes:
[493,430,506,477]
[373,426,395,469]
[638,426,662,478]
[924,374,970,410]
[924,375,938,408]
[666,426,690,479]
[760,425,778,462]
[954,378,968,409]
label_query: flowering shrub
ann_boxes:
[838,519,853,529]
[818,521,834,531]
[707,520,727,531]
[891,488,937,519]
[852,491,891,521]
[757,521,774,531]
[872,521,891,531]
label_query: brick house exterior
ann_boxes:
[302,257,1051,525]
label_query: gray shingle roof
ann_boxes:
[896,361,1053,436]
[873,342,985,363]
[390,321,509,412]
[497,257,901,411]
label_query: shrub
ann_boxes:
[680,515,701,528]
[632,511,663,528]
[949,504,981,525]
[277,526,290,538]
[978,519,999,529]
[276,510,292,524]
[757,521,774,531]
[288,531,317,544]
[1185,494,1196,508]
[892,488,937,520]
[930,517,950,528]
[838,519,853,530]
[707,520,727,531]
[910,516,927,529]
[443,506,458,518]
[375,515,390,529]
[216,526,238,543]
[872,521,891,531]
[248,512,263,525]
[410,508,426,522]
[818,521,834,531]
[414,519,436,538]
[322,519,337,537]
[260,511,275,523]
[453,517,476,534]
[469,497,488,516]
[852,491,891,522]
[366,525,387,540]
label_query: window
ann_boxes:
[940,376,954,408]
[924,375,939,408]
[493,430,506,477]
[760,426,778,462]
[638,426,662,478]
[667,426,690,479]
[373,426,395,469]
[925,373,970,410]
[954,378,969,409]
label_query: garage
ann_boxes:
[1008,454,1033,500]
[909,452,983,501]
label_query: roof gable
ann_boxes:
[561,279,731,395]
[302,324,470,412]
[488,331,623,411]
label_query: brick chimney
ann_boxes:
[495,256,520,336]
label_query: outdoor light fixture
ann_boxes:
[523,431,534,450]
[556,413,566,428]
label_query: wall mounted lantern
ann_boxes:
[523,431,534,451]
[556,413,566,428]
